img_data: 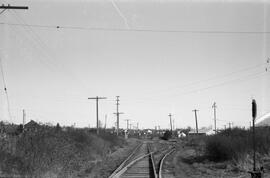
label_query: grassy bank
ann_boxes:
[0,123,126,177]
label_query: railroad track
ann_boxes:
[158,148,175,178]
[109,141,176,178]
[109,141,156,178]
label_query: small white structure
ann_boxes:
[177,131,186,138]
[147,129,152,134]
[206,129,215,135]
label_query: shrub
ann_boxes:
[205,127,270,162]
[161,130,172,140]
[0,124,126,177]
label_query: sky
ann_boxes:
[0,0,269,130]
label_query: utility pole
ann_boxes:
[114,96,124,136]
[88,96,107,135]
[125,119,130,131]
[248,99,261,177]
[22,109,26,131]
[104,114,107,130]
[168,113,173,134]
[252,99,257,172]
[228,122,233,129]
[212,102,217,134]
[193,109,199,134]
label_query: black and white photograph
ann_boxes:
[0,0,269,177]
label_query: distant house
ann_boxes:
[24,120,41,132]
[206,129,215,135]
[188,130,206,136]
[188,126,214,136]
[177,131,186,138]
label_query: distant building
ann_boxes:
[206,129,215,135]
[177,130,186,138]
[188,130,206,136]
[188,126,214,136]
[24,120,41,132]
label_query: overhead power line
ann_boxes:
[1,22,270,34]
[8,10,90,91]
[131,70,267,105]
[172,71,266,97]
[0,56,12,122]
[0,9,7,15]
[142,62,266,98]
[110,0,130,29]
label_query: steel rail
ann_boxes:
[109,142,143,178]
[112,152,153,177]
[158,148,175,178]
[148,144,158,178]
[110,142,157,178]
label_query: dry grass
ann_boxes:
[0,124,126,177]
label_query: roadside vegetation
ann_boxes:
[205,127,270,162]
[0,121,126,177]
[171,127,270,177]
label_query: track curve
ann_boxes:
[109,141,157,178]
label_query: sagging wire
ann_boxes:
[0,56,13,122]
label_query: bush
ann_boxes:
[205,127,270,162]
[0,124,126,177]
[161,130,172,140]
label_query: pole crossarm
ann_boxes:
[0,5,28,9]
[114,112,124,114]
[88,96,107,100]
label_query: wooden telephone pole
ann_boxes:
[193,109,199,134]
[212,102,217,134]
[22,109,26,131]
[168,113,173,133]
[88,96,106,135]
[114,96,123,136]
[125,119,130,131]
[104,114,107,130]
